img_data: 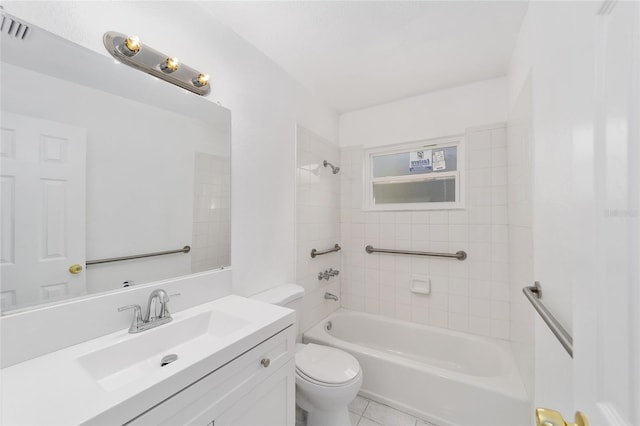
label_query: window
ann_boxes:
[363,136,464,211]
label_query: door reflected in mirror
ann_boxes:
[0,18,231,313]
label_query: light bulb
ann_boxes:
[123,35,140,55]
[193,73,210,87]
[161,57,179,73]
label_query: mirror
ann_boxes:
[0,17,231,313]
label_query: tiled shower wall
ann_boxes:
[340,124,511,339]
[191,153,231,273]
[296,126,341,334]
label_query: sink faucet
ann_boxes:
[118,289,173,333]
[145,289,170,322]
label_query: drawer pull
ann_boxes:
[260,358,270,368]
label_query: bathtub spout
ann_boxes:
[324,292,339,301]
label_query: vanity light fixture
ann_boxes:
[103,31,211,96]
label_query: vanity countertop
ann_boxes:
[0,295,295,425]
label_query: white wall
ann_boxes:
[339,77,508,148]
[507,74,534,399]
[0,1,337,363]
[295,126,341,335]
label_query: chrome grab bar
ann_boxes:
[522,282,573,358]
[86,245,191,266]
[365,245,467,261]
[310,244,341,258]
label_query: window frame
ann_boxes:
[362,135,466,211]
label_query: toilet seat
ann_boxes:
[295,343,360,386]
[296,367,362,388]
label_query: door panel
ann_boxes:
[573,2,640,424]
[0,112,86,310]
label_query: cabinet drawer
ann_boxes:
[127,325,295,426]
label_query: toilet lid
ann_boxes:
[295,343,360,384]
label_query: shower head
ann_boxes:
[323,160,340,174]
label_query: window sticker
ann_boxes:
[433,149,446,171]
[409,150,432,172]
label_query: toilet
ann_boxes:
[252,284,362,426]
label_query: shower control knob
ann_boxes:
[261,358,270,368]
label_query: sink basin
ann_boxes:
[77,309,250,391]
[1,294,295,426]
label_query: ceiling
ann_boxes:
[199,1,528,113]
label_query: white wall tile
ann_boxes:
[296,127,341,336]
[449,313,470,332]
[395,223,412,240]
[469,297,491,318]
[468,130,492,150]
[429,224,449,241]
[469,149,492,169]
[429,211,449,225]
[469,316,492,337]
[469,169,492,187]
[338,126,510,340]
[449,210,469,225]
[428,309,448,328]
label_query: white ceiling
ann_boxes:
[199,1,528,113]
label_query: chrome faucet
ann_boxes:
[324,292,339,301]
[145,289,171,322]
[118,289,173,333]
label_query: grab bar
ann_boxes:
[310,244,341,258]
[86,245,191,266]
[523,282,573,358]
[365,245,467,261]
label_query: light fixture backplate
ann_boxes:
[103,31,210,96]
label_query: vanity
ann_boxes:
[1,295,296,425]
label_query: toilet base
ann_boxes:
[305,407,351,426]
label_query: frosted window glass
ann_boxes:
[373,146,457,178]
[373,177,456,204]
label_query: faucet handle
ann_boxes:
[118,304,143,333]
[118,304,142,313]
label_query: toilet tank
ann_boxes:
[251,284,305,311]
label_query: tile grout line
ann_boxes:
[355,398,370,426]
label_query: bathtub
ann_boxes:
[303,309,530,426]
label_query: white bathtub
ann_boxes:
[303,309,530,426]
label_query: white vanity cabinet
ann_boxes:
[126,325,296,426]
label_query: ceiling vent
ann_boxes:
[0,6,30,40]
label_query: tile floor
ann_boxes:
[348,395,438,426]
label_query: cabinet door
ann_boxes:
[126,326,295,426]
[215,358,295,426]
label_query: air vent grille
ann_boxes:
[0,10,30,40]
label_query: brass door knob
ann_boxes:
[536,408,589,426]
[68,264,83,274]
